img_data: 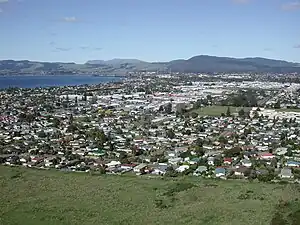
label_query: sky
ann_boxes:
[0,0,300,63]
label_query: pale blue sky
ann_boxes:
[0,0,300,63]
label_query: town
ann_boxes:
[1,73,300,183]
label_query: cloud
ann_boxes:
[55,47,71,51]
[231,0,250,4]
[62,17,77,23]
[264,48,273,51]
[49,41,56,46]
[282,2,300,10]
[0,0,8,3]
[80,46,89,50]
[94,47,103,51]
[294,44,300,48]
[0,8,2,13]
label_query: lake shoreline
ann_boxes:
[0,75,123,90]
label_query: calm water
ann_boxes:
[0,75,122,89]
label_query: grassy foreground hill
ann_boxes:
[1,166,300,225]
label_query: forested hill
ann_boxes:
[0,55,299,75]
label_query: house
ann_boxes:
[259,153,275,160]
[215,167,226,177]
[31,156,43,164]
[279,168,293,179]
[168,157,182,165]
[241,159,252,167]
[223,158,232,165]
[120,164,136,171]
[208,157,215,166]
[165,151,177,158]
[133,163,147,173]
[286,161,300,167]
[152,164,168,175]
[20,156,30,163]
[275,147,288,156]
[88,149,106,157]
[234,166,248,176]
[106,160,121,168]
[193,166,207,176]
[189,158,200,165]
[176,165,189,173]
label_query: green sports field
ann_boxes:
[191,106,251,117]
[0,166,300,225]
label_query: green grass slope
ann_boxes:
[1,166,300,225]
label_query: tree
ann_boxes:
[253,110,259,119]
[164,103,172,114]
[52,157,60,165]
[190,112,198,119]
[82,92,87,101]
[238,108,245,117]
[165,166,178,177]
[158,157,168,163]
[150,156,158,162]
[37,130,47,138]
[224,146,242,157]
[194,145,205,156]
[218,136,227,144]
[119,151,128,164]
[131,145,138,156]
[214,157,222,167]
[197,126,205,132]
[183,129,191,136]
[207,95,212,102]
[270,212,287,225]
[99,166,106,174]
[285,149,293,157]
[193,100,202,109]
[87,129,108,148]
[166,129,175,139]
[274,101,281,109]
[67,123,77,133]
[52,117,61,128]
[226,107,231,117]
[0,157,5,164]
[108,142,115,151]
[195,138,204,147]
[158,105,164,112]
[180,150,192,159]
[91,95,97,104]
[243,168,252,177]
[257,172,275,182]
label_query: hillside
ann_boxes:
[1,166,300,225]
[0,55,300,75]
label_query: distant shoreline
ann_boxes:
[0,74,126,77]
[0,75,123,90]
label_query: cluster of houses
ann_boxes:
[1,78,300,182]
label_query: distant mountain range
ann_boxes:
[1,55,300,75]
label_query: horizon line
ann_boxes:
[0,54,298,64]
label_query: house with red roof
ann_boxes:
[259,152,275,160]
[223,158,233,165]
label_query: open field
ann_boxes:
[1,166,300,225]
[191,106,300,117]
[191,106,251,116]
[276,108,300,113]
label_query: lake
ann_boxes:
[0,75,122,89]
